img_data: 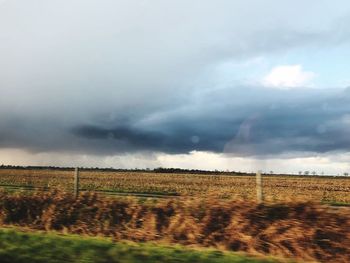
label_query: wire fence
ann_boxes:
[0,167,350,203]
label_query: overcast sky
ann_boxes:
[1,0,350,174]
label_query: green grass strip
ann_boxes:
[0,228,281,263]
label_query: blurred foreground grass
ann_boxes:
[0,228,280,263]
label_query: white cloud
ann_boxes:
[1,148,348,175]
[262,65,316,88]
[157,151,350,175]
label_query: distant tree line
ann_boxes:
[152,167,255,176]
[0,164,254,176]
[0,164,348,177]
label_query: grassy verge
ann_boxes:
[0,228,280,263]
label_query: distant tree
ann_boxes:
[304,171,310,175]
[312,171,316,176]
[344,172,349,176]
[298,171,302,175]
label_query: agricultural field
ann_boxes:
[0,168,349,203]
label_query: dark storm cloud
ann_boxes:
[1,85,350,156]
[60,87,350,156]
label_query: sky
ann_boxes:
[1,0,350,174]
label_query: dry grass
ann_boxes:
[0,168,349,202]
[0,191,349,262]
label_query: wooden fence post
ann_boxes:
[256,170,263,203]
[74,167,79,198]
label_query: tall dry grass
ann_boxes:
[0,191,349,262]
